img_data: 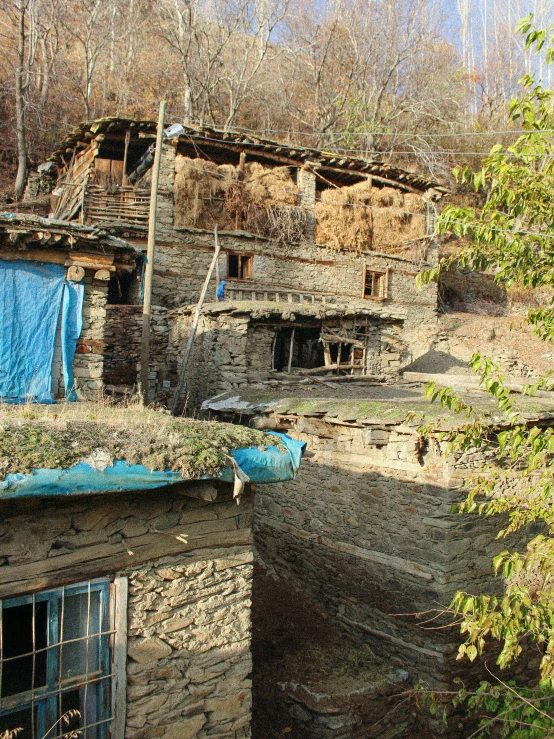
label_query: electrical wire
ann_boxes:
[214,126,554,138]
[179,131,554,158]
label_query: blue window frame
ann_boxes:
[0,580,112,739]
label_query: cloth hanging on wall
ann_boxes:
[0,259,84,403]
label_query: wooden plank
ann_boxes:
[0,526,251,599]
[112,575,128,739]
[0,249,67,265]
[66,259,115,272]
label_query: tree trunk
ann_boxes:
[14,0,28,201]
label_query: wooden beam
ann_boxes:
[171,226,222,415]
[141,101,166,405]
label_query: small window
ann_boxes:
[363,267,388,299]
[0,580,112,739]
[228,253,253,280]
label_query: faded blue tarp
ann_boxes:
[219,432,306,484]
[0,434,307,499]
[0,260,83,403]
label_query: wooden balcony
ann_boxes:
[224,285,340,305]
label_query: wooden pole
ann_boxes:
[287,327,295,373]
[122,129,131,186]
[171,225,221,415]
[215,240,220,300]
[140,101,166,405]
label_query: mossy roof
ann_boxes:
[0,403,280,480]
[203,386,554,429]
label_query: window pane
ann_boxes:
[0,706,35,737]
[2,601,48,697]
[59,688,98,739]
[228,254,239,278]
[60,591,100,681]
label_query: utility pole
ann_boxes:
[140,101,166,405]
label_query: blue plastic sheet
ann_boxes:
[0,433,307,499]
[220,432,306,484]
[0,259,83,403]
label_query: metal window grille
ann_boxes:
[0,579,114,739]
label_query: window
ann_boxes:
[363,267,388,299]
[0,580,112,739]
[227,253,253,280]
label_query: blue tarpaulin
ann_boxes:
[0,433,306,499]
[0,259,83,403]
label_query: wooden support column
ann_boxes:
[140,101,166,405]
[122,129,131,186]
[287,328,295,373]
[170,226,221,415]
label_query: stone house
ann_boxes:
[0,213,142,402]
[36,117,445,402]
[0,405,305,739]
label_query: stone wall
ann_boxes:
[0,483,254,739]
[250,410,520,689]
[51,271,109,399]
[148,144,438,368]
[103,304,169,399]
[125,551,252,739]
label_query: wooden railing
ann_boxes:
[84,185,150,226]
[224,285,340,305]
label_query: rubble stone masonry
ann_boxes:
[0,484,254,739]
[252,409,520,688]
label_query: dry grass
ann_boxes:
[0,396,280,480]
[173,155,301,238]
[314,181,427,253]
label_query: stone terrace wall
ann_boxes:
[252,412,512,688]
[0,484,254,739]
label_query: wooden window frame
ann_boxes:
[227,253,253,281]
[362,266,389,300]
[0,578,118,739]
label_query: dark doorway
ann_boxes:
[272,327,324,372]
[107,269,140,305]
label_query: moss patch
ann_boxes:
[0,403,280,480]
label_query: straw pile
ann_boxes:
[372,189,426,251]
[243,162,299,206]
[173,155,301,232]
[315,180,373,252]
[315,181,427,253]
[174,156,236,230]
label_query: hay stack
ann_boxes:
[370,188,426,252]
[173,156,300,232]
[315,179,373,251]
[173,155,237,229]
[244,162,299,206]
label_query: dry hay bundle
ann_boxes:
[174,155,237,229]
[244,162,299,206]
[315,179,373,252]
[245,202,311,243]
[370,188,427,253]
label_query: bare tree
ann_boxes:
[62,0,110,118]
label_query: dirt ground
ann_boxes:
[251,566,400,739]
